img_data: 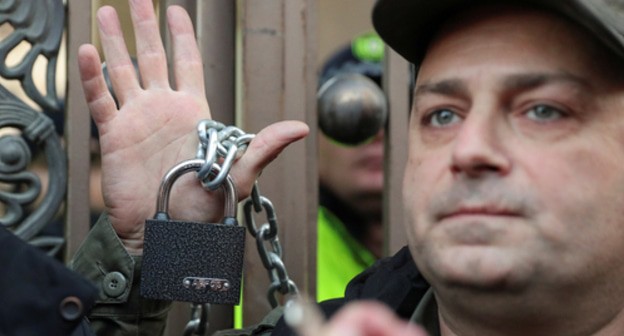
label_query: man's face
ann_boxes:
[404,5,624,294]
[319,130,384,215]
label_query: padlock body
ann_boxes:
[141,219,245,304]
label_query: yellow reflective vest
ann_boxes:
[316,206,376,301]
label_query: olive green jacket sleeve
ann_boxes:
[70,213,172,336]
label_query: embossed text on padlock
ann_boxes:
[140,159,246,304]
[183,277,230,292]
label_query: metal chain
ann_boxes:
[183,303,210,336]
[196,120,254,190]
[183,120,299,334]
[243,183,299,308]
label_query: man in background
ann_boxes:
[316,32,386,301]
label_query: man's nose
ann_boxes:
[450,113,511,178]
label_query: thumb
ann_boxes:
[328,301,429,336]
[231,120,309,198]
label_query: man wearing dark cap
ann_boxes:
[70,0,624,335]
[316,33,386,302]
[294,0,624,335]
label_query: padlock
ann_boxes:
[140,159,245,304]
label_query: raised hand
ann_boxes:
[77,0,308,254]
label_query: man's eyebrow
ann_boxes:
[411,72,591,108]
[413,79,468,99]
[411,79,469,114]
[501,72,591,91]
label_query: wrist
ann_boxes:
[121,238,144,256]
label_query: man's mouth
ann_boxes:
[438,205,521,221]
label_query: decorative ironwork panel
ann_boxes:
[0,0,67,257]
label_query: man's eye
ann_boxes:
[426,109,461,127]
[526,104,564,122]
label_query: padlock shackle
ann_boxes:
[155,159,237,220]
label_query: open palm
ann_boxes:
[78,0,308,254]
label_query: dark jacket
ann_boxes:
[272,245,430,335]
[0,226,97,336]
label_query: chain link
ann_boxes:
[184,120,299,334]
[183,303,210,336]
[243,185,299,308]
[196,120,253,190]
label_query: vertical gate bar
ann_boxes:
[239,0,318,325]
[196,0,235,124]
[282,0,318,307]
[157,2,199,335]
[161,0,238,334]
[65,0,94,261]
[238,0,283,323]
[382,48,410,256]
[195,1,237,332]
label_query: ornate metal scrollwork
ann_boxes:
[0,0,67,257]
